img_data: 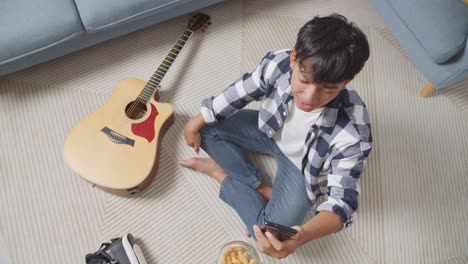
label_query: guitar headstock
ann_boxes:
[187,13,211,32]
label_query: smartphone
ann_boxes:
[260,221,298,242]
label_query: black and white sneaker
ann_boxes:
[86,233,147,264]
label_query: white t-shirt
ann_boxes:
[273,100,324,169]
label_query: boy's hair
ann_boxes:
[294,14,370,84]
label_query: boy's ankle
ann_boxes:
[256,183,272,201]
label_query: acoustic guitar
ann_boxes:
[64,13,211,196]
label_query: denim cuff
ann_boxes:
[219,176,266,212]
[219,176,230,202]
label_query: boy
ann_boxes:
[180,14,372,259]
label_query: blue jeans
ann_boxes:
[200,110,312,239]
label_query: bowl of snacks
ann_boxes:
[217,240,260,264]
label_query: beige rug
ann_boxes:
[1,0,467,263]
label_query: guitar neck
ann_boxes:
[139,29,194,103]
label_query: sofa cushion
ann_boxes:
[0,0,84,64]
[386,0,468,64]
[74,0,191,32]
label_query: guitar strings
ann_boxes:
[126,30,193,119]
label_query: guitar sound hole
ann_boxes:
[125,100,147,120]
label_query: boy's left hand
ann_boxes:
[253,225,304,259]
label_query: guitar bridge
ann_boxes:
[101,127,135,147]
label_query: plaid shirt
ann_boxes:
[201,49,373,229]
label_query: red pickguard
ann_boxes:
[131,103,158,142]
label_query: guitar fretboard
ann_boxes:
[138,29,193,103]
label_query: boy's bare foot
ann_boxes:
[179,157,227,184]
[256,182,272,201]
[180,157,272,199]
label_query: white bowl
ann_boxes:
[217,240,260,264]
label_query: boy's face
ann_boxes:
[289,49,350,112]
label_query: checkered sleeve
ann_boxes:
[316,107,373,230]
[200,52,273,124]
[316,140,371,230]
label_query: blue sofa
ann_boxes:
[371,0,468,96]
[0,0,222,76]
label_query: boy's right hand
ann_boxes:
[184,113,206,155]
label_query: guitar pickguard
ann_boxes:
[131,103,158,142]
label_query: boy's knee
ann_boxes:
[265,214,305,228]
[200,125,219,139]
[199,125,223,153]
